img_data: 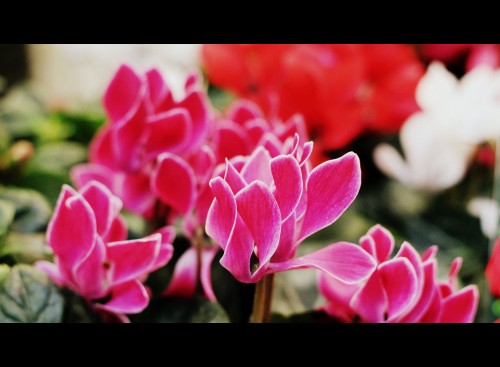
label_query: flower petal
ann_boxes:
[205,177,237,250]
[224,160,247,194]
[152,153,196,215]
[80,181,122,239]
[350,269,387,322]
[121,170,156,218]
[177,90,210,153]
[47,185,97,270]
[240,146,273,186]
[35,260,65,287]
[216,122,253,162]
[73,237,108,299]
[97,279,149,315]
[107,233,162,286]
[144,109,192,159]
[379,257,418,320]
[439,285,479,323]
[298,152,361,242]
[235,181,281,272]
[146,68,173,110]
[103,64,143,123]
[416,62,458,113]
[270,155,303,222]
[367,225,395,263]
[70,163,117,194]
[164,247,198,299]
[269,242,376,284]
[220,216,254,283]
[271,211,296,262]
[200,247,219,302]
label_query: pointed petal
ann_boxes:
[216,123,253,162]
[97,279,149,314]
[224,161,247,194]
[88,125,118,169]
[47,185,97,270]
[240,146,273,186]
[104,215,128,243]
[152,153,196,215]
[318,270,359,308]
[200,247,219,302]
[367,225,395,263]
[439,285,479,323]
[73,237,108,299]
[144,109,192,159]
[205,177,237,250]
[70,163,117,193]
[107,234,162,285]
[235,181,281,272]
[271,155,303,221]
[350,269,387,322]
[164,247,198,299]
[80,181,122,239]
[422,245,438,262]
[271,211,296,262]
[360,235,377,259]
[177,90,210,152]
[104,64,143,123]
[227,99,263,124]
[189,145,216,184]
[379,257,418,320]
[269,242,376,284]
[220,216,254,283]
[299,152,361,242]
[146,68,172,110]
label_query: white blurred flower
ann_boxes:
[28,44,202,110]
[467,197,499,239]
[374,62,500,192]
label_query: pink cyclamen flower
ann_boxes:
[205,135,377,284]
[71,64,212,219]
[36,181,174,322]
[318,225,479,323]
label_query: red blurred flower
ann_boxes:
[486,236,500,297]
[420,44,500,71]
[202,44,424,158]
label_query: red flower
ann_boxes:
[202,44,424,158]
[486,236,500,297]
[420,44,500,71]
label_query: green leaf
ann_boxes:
[11,170,68,208]
[130,295,229,323]
[207,86,235,111]
[1,232,52,264]
[0,186,52,232]
[0,264,10,284]
[0,264,63,323]
[27,141,87,174]
[50,111,105,145]
[0,199,15,247]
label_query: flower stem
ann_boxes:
[250,274,274,323]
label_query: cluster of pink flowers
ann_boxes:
[37,62,480,323]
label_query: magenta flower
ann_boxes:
[71,64,212,219]
[205,135,376,284]
[318,225,479,323]
[36,181,174,321]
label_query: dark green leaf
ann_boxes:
[12,170,68,208]
[0,186,52,232]
[131,295,229,323]
[61,288,101,323]
[50,111,105,145]
[0,264,63,323]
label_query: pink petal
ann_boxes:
[88,125,118,169]
[177,90,210,153]
[152,153,196,215]
[245,118,269,146]
[97,279,149,314]
[235,181,281,272]
[146,68,172,110]
[103,64,143,123]
[298,152,361,242]
[240,146,273,186]
[216,123,253,163]
[270,155,303,221]
[439,285,479,323]
[189,145,216,184]
[104,215,128,243]
[73,237,108,299]
[205,177,237,250]
[258,133,282,158]
[419,285,442,323]
[227,99,263,124]
[121,170,156,218]
[269,242,376,284]
[448,257,463,288]
[47,185,97,270]
[185,72,201,92]
[298,141,313,166]
[220,216,255,283]
[111,96,148,172]
[379,257,418,320]
[399,260,437,323]
[80,181,122,239]
[271,212,296,262]
[163,247,198,299]
[70,164,117,195]
[360,235,377,259]
[150,243,174,273]
[368,225,395,263]
[422,245,438,262]
[107,233,162,285]
[35,260,65,287]
[200,247,219,302]
[224,161,247,194]
[350,269,387,322]
[467,44,500,70]
[318,270,359,309]
[144,109,192,159]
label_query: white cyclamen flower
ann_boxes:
[374,61,500,192]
